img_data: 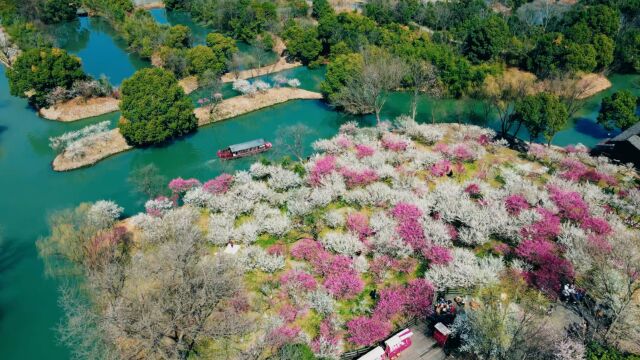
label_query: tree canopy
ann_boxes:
[597,90,639,130]
[118,68,197,146]
[463,15,510,63]
[513,92,569,144]
[7,47,87,108]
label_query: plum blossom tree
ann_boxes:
[346,316,392,347]
[425,248,504,289]
[320,231,365,256]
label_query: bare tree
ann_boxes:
[546,75,596,119]
[275,124,314,161]
[452,276,559,360]
[46,205,253,360]
[478,69,536,135]
[334,48,407,123]
[407,60,441,121]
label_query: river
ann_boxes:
[0,11,638,360]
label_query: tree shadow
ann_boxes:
[573,118,618,140]
[0,239,29,322]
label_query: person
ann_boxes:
[562,284,571,302]
[569,284,578,304]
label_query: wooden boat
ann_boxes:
[217,139,272,160]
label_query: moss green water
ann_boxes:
[0,12,638,360]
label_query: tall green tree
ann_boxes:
[206,33,238,59]
[592,34,615,70]
[597,90,639,130]
[119,68,197,146]
[164,25,191,49]
[616,28,640,72]
[463,15,510,63]
[564,43,597,73]
[320,52,364,102]
[40,0,79,24]
[283,23,322,64]
[7,47,87,108]
[185,45,227,77]
[513,92,568,144]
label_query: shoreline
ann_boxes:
[136,2,165,10]
[52,88,323,171]
[195,87,323,125]
[52,128,132,172]
[39,96,120,122]
[221,57,302,83]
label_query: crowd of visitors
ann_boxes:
[432,296,465,325]
[561,284,585,304]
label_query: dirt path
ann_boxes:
[39,96,120,121]
[52,88,323,171]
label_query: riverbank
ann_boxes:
[136,1,165,10]
[52,128,132,171]
[0,26,20,67]
[52,88,323,171]
[179,76,199,94]
[195,87,323,125]
[39,96,120,121]
[221,57,302,83]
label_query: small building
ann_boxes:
[592,122,640,168]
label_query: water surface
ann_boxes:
[51,17,150,85]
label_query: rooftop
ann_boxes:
[228,139,267,153]
[610,122,640,142]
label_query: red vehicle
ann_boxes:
[217,139,272,160]
[385,328,413,358]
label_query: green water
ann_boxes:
[1,11,639,360]
[50,17,150,85]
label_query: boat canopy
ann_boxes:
[228,139,268,153]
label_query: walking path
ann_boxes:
[397,322,447,360]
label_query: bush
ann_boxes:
[272,343,316,360]
[118,68,196,146]
[186,45,227,77]
[206,32,238,59]
[7,48,87,108]
[586,342,640,360]
[164,25,191,48]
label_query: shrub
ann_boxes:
[119,68,197,146]
[273,343,317,360]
